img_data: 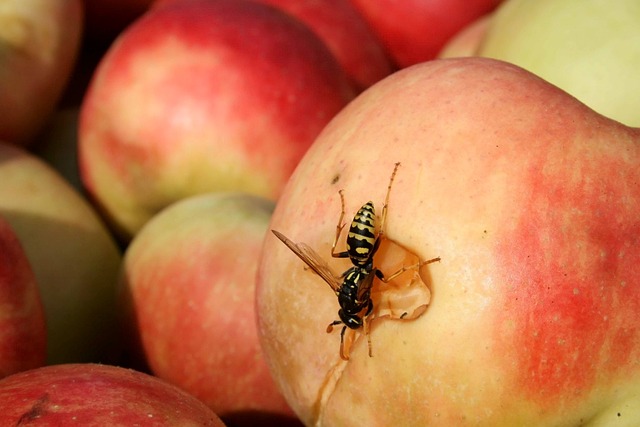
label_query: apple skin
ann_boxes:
[119,193,296,424]
[477,0,640,127]
[256,57,640,425]
[0,0,82,145]
[438,13,492,58]
[79,0,356,239]
[0,142,122,365]
[254,0,394,90]
[0,216,46,378]
[0,363,226,425]
[349,0,501,67]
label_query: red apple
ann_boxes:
[255,0,394,90]
[349,0,501,67]
[257,57,640,425]
[120,193,296,424]
[0,216,46,378]
[0,0,82,145]
[0,363,226,425]
[79,0,355,239]
[0,142,122,364]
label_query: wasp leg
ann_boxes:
[327,321,351,360]
[326,319,342,333]
[378,162,401,240]
[339,325,350,360]
[332,189,350,258]
[363,312,373,357]
[377,256,441,283]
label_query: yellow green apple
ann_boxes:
[257,57,640,425]
[119,192,295,424]
[477,0,640,127]
[0,142,122,364]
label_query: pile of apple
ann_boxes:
[1,0,639,425]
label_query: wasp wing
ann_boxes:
[356,268,376,302]
[272,230,342,293]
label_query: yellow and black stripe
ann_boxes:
[346,201,377,266]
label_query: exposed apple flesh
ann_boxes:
[257,57,640,425]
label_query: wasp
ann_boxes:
[272,162,440,360]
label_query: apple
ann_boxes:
[438,13,492,58]
[0,142,122,365]
[253,0,393,90]
[0,363,226,425]
[0,216,46,378]
[0,0,82,145]
[477,0,640,127]
[79,0,356,239]
[256,57,640,425]
[119,193,296,425]
[349,0,501,67]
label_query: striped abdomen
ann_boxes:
[346,202,377,266]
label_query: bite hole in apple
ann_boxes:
[371,237,435,324]
[313,237,437,422]
[339,236,436,360]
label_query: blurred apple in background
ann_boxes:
[0,142,122,364]
[0,0,82,145]
[120,193,297,426]
[349,0,501,67]
[0,216,46,378]
[257,57,640,425]
[79,0,355,240]
[255,0,394,90]
[438,13,492,58]
[0,364,226,426]
[477,0,640,127]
